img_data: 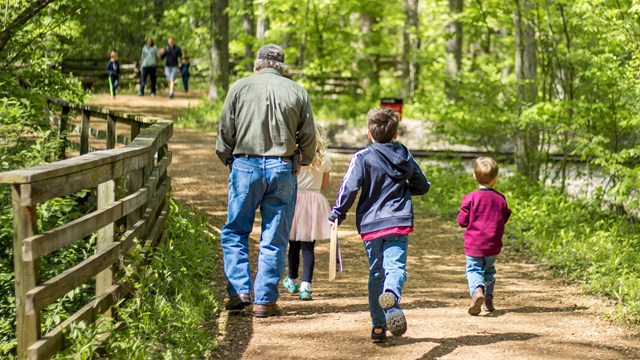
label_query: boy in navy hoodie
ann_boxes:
[457,157,511,315]
[329,107,430,341]
[106,51,120,99]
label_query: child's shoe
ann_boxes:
[385,308,407,336]
[371,325,387,342]
[299,282,312,300]
[378,291,397,310]
[482,295,494,312]
[282,277,299,294]
[299,289,312,301]
[468,287,485,316]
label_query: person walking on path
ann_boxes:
[106,51,120,99]
[180,54,190,92]
[160,36,182,98]
[457,157,512,315]
[139,37,160,96]
[216,44,317,318]
[329,108,430,341]
[282,124,332,301]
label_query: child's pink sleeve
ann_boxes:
[458,194,471,228]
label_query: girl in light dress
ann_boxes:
[282,124,332,300]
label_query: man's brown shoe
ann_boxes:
[225,293,251,311]
[468,287,485,316]
[482,296,495,312]
[253,303,282,318]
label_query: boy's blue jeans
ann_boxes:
[363,234,408,327]
[221,157,296,305]
[465,255,497,297]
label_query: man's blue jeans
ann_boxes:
[221,157,296,305]
[363,234,408,327]
[465,255,497,297]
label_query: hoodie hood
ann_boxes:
[368,142,414,180]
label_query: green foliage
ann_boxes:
[54,199,222,359]
[415,163,640,324]
[175,99,224,130]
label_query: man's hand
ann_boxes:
[329,220,338,230]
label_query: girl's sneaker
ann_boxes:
[299,289,313,301]
[282,277,299,294]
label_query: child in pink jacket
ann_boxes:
[458,157,511,315]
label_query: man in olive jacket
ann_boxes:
[216,44,316,318]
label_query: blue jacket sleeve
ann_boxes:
[328,155,363,225]
[408,158,430,195]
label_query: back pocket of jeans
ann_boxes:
[229,167,253,197]
[275,169,295,198]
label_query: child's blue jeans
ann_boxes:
[363,234,408,327]
[465,255,497,297]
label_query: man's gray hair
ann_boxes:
[254,59,286,74]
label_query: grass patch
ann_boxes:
[414,162,640,325]
[175,99,223,130]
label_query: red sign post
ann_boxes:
[380,98,403,120]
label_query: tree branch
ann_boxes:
[0,0,56,54]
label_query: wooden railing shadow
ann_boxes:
[0,100,173,359]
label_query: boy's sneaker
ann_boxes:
[371,326,387,342]
[282,277,299,294]
[482,296,495,312]
[468,287,485,316]
[299,289,312,301]
[378,291,397,310]
[385,308,407,336]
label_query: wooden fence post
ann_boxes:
[81,109,90,155]
[12,185,40,358]
[58,106,70,160]
[106,114,116,150]
[96,180,115,316]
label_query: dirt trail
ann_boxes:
[90,93,640,360]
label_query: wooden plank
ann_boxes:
[23,186,147,261]
[19,150,152,206]
[23,153,171,260]
[0,144,151,184]
[12,185,40,359]
[27,284,129,360]
[80,109,90,155]
[130,122,141,141]
[96,180,115,306]
[26,216,148,314]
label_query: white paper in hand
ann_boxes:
[329,220,343,281]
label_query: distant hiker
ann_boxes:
[106,51,120,100]
[282,124,332,302]
[160,36,182,98]
[216,44,316,318]
[180,54,190,92]
[140,37,160,97]
[457,157,512,315]
[328,107,430,341]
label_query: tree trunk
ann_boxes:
[243,0,255,71]
[360,12,380,100]
[257,3,268,40]
[445,0,463,99]
[299,0,310,69]
[514,0,540,180]
[209,0,229,101]
[402,0,420,99]
[0,0,55,54]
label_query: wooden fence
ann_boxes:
[0,100,173,359]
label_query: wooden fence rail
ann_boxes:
[0,100,173,359]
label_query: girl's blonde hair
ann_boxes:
[309,123,329,169]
